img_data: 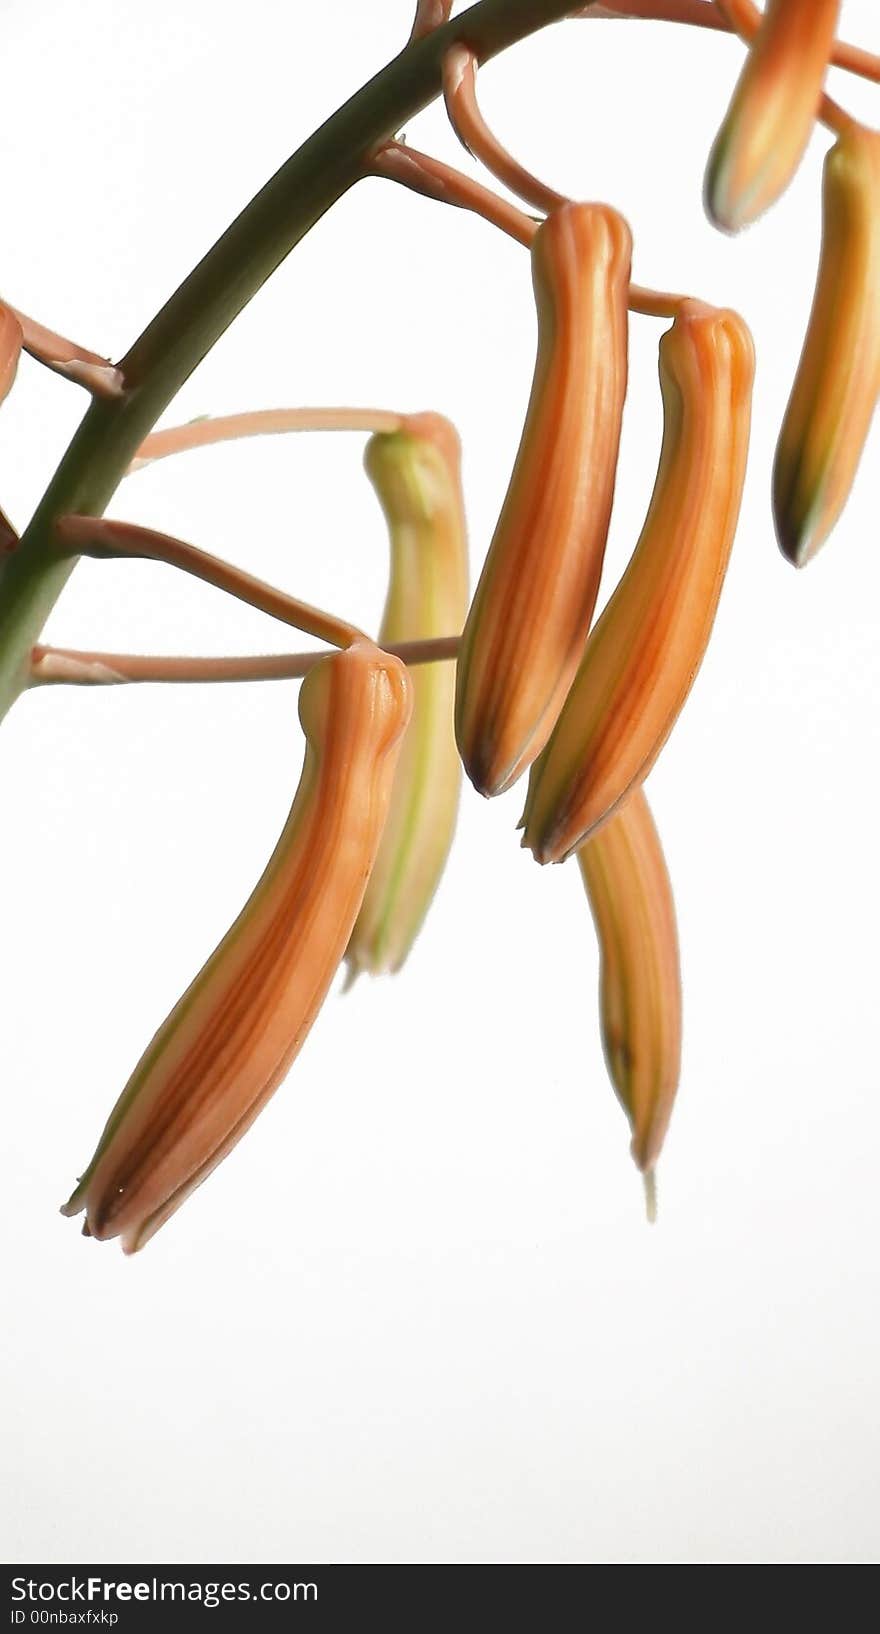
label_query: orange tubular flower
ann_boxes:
[773,125,880,568]
[454,202,631,797]
[705,0,841,233]
[522,299,754,864]
[346,415,468,979]
[0,304,23,404]
[62,641,412,1252]
[577,786,681,1189]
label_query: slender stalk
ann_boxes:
[54,517,363,650]
[580,0,880,85]
[411,0,455,42]
[627,284,691,318]
[31,635,460,687]
[8,305,124,398]
[130,407,406,473]
[442,44,568,214]
[369,139,540,247]
[375,136,692,316]
[579,0,728,23]
[0,0,575,723]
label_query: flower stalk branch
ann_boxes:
[411,0,455,42]
[3,302,123,398]
[130,407,407,473]
[54,516,364,650]
[578,1,880,85]
[368,138,540,246]
[442,43,568,214]
[30,636,460,687]
[373,137,691,316]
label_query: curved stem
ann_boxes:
[130,407,407,473]
[5,303,123,398]
[0,0,574,723]
[577,1,728,23]
[54,516,364,650]
[411,1,455,42]
[31,635,460,687]
[375,136,692,315]
[579,0,880,84]
[369,138,539,247]
[442,44,568,214]
[627,284,691,318]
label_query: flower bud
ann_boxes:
[346,414,468,977]
[773,124,880,567]
[62,641,412,1252]
[577,787,681,1183]
[522,300,754,864]
[0,303,23,404]
[455,201,631,796]
[705,0,841,232]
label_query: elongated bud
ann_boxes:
[577,787,681,1182]
[346,415,468,977]
[62,642,412,1252]
[0,304,23,404]
[774,125,880,567]
[522,300,754,864]
[705,0,841,232]
[455,202,631,797]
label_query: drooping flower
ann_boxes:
[521,299,754,864]
[455,201,631,796]
[62,640,412,1251]
[705,0,841,233]
[577,786,681,1195]
[773,124,880,567]
[346,414,468,977]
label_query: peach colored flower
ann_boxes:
[62,641,412,1252]
[455,202,630,796]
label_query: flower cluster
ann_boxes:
[1,1,876,1250]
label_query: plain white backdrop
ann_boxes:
[1,0,878,1566]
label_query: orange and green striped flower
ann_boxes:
[346,414,468,977]
[455,201,631,797]
[774,124,880,567]
[522,300,754,864]
[706,0,841,232]
[62,640,412,1252]
[577,786,681,1193]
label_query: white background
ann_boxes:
[1,0,878,1566]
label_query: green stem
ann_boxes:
[0,0,574,722]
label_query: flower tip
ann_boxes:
[772,468,823,570]
[341,959,363,994]
[703,145,759,236]
[460,747,502,800]
[703,187,746,238]
[642,1167,657,1226]
[519,827,552,865]
[775,523,814,571]
[59,1183,84,1219]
